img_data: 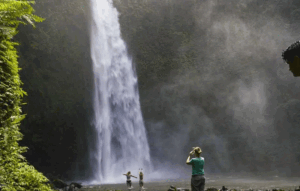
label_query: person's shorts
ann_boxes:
[139,180,144,187]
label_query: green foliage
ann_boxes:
[0,0,53,190]
[0,0,44,38]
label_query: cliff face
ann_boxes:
[15,0,300,180]
[114,0,300,176]
[16,0,95,180]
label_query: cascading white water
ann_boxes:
[90,0,152,184]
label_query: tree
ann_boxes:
[0,0,53,190]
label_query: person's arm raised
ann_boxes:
[186,151,193,165]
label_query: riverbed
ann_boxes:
[78,175,300,191]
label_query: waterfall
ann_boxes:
[89,0,152,184]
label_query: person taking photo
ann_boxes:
[186,147,205,191]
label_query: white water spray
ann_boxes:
[90,0,152,184]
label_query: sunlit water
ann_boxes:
[90,0,152,184]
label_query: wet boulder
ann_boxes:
[52,179,68,189]
[282,40,300,77]
[68,184,75,191]
[271,188,284,191]
[167,185,189,191]
[43,179,57,190]
[70,182,82,189]
[168,185,177,191]
[219,186,228,191]
[206,187,219,191]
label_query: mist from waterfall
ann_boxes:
[89,0,152,184]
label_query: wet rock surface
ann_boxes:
[282,40,300,76]
[76,177,300,191]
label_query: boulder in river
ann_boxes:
[282,40,300,77]
[68,184,75,191]
[70,182,82,189]
[168,185,177,191]
[167,185,189,191]
[206,187,219,191]
[52,179,68,189]
[219,186,228,191]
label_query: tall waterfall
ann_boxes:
[90,0,152,184]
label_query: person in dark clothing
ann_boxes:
[139,168,145,190]
[186,147,205,191]
[123,171,137,189]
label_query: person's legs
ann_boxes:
[198,177,205,191]
[191,176,202,191]
[127,181,131,188]
[191,175,205,191]
[139,180,144,188]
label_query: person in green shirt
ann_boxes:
[186,147,205,191]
